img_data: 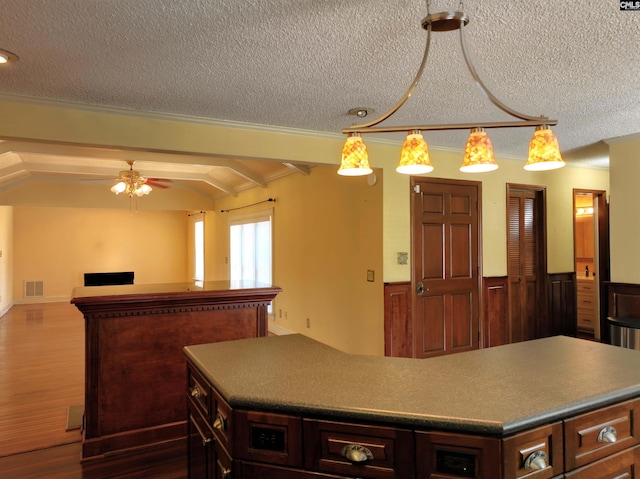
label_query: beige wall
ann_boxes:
[381,147,609,281]
[12,207,189,302]
[0,96,621,356]
[610,137,640,283]
[212,166,384,355]
[0,205,12,315]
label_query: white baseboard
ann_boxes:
[0,303,12,318]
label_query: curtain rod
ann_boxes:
[187,211,205,217]
[220,198,276,213]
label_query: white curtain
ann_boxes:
[229,210,272,285]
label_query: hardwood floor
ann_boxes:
[0,302,187,478]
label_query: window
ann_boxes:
[229,209,272,287]
[192,213,204,281]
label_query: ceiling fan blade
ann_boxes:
[146,178,172,189]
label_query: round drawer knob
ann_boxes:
[524,450,548,471]
[598,426,617,443]
[340,444,374,463]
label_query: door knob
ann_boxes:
[417,282,429,295]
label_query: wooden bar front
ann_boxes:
[71,280,281,460]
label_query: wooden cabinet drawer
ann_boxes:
[211,387,232,452]
[415,430,501,478]
[233,410,302,468]
[187,364,212,420]
[503,421,564,479]
[304,419,414,479]
[564,444,640,478]
[576,281,594,293]
[565,398,640,470]
[241,462,346,478]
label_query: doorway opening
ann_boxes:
[573,189,609,341]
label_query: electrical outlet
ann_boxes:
[279,309,282,318]
[285,311,287,320]
[306,318,311,328]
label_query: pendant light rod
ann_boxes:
[341,11,554,135]
[344,20,434,130]
[343,118,557,135]
[457,13,542,122]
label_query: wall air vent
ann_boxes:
[24,280,44,298]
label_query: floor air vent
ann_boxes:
[24,280,44,298]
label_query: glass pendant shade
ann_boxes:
[524,126,565,171]
[460,128,498,173]
[396,131,433,175]
[338,133,372,176]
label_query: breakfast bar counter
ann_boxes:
[71,280,281,460]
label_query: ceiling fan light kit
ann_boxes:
[111,161,153,197]
[338,3,565,177]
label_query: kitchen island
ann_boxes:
[71,280,281,460]
[184,334,640,478]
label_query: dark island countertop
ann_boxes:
[184,334,640,436]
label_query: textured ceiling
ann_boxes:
[0,0,638,197]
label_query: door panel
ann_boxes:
[420,296,445,355]
[412,178,481,358]
[507,186,545,343]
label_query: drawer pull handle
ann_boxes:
[190,385,202,398]
[524,450,548,471]
[220,466,232,478]
[190,415,213,447]
[598,426,617,443]
[213,413,227,432]
[341,444,374,463]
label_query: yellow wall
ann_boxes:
[0,205,12,315]
[382,147,610,281]
[12,207,189,302]
[0,96,621,356]
[610,137,640,283]
[212,166,384,355]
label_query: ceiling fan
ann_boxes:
[110,161,171,197]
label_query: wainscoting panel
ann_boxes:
[384,275,578,356]
[605,282,640,344]
[548,273,576,338]
[384,282,412,357]
[483,277,509,348]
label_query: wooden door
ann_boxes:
[507,185,546,342]
[411,177,481,358]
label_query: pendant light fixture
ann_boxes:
[338,2,564,176]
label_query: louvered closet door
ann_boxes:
[507,190,541,343]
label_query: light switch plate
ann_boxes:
[367,270,375,282]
